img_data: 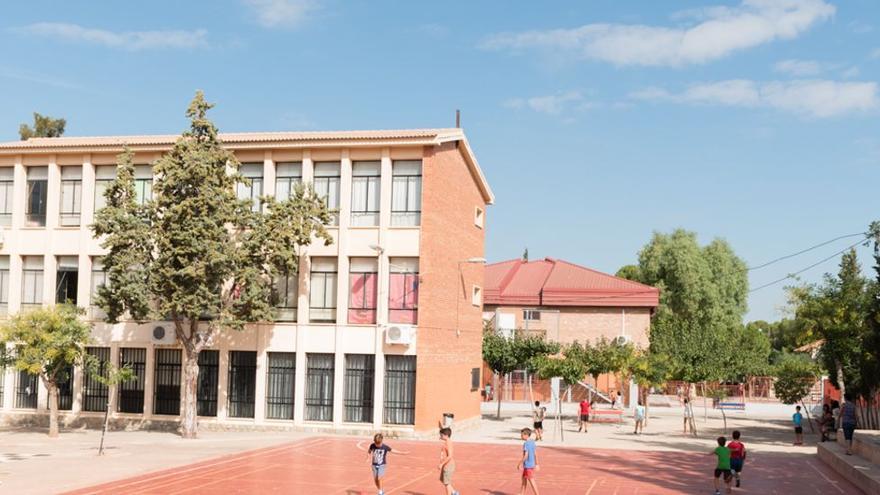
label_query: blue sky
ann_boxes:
[1,0,878,322]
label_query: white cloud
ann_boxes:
[503,91,586,115]
[774,59,822,76]
[17,23,208,50]
[841,66,860,78]
[482,0,835,67]
[243,0,317,29]
[631,79,879,118]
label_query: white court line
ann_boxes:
[584,478,599,495]
[807,459,845,494]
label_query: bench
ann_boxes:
[590,409,624,423]
[716,402,746,411]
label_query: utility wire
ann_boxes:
[747,232,867,270]
[748,237,869,293]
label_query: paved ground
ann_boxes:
[64,436,863,494]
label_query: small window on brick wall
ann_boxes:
[474,207,484,228]
[523,310,541,321]
[471,285,482,306]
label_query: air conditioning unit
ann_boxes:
[385,325,415,346]
[151,325,176,345]
[615,335,632,346]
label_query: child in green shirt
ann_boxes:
[709,436,732,495]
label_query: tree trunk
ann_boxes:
[836,364,846,401]
[702,382,708,422]
[495,372,502,419]
[46,381,59,438]
[800,399,816,433]
[180,347,200,439]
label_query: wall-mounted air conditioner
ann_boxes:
[385,325,415,346]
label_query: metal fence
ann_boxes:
[305,354,334,421]
[197,350,219,417]
[266,352,295,420]
[118,348,146,413]
[82,347,110,412]
[343,354,374,423]
[227,351,257,419]
[15,370,37,409]
[154,349,181,415]
[384,356,416,425]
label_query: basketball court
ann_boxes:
[64,436,862,494]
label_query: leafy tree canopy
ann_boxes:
[19,112,66,140]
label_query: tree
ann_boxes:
[84,359,134,455]
[615,264,641,282]
[863,222,880,429]
[773,353,821,432]
[91,91,333,438]
[482,326,558,418]
[0,305,91,438]
[727,324,772,396]
[19,112,66,140]
[628,349,670,426]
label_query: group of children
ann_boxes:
[710,431,747,495]
[367,426,542,495]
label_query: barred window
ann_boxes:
[118,348,146,414]
[344,354,374,423]
[228,351,257,418]
[154,349,181,415]
[82,347,110,412]
[384,356,416,425]
[197,350,219,417]
[15,370,38,409]
[266,352,295,420]
[305,353,334,422]
[57,365,74,411]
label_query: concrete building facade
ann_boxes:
[0,128,493,436]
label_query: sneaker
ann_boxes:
[714,490,721,495]
[736,478,741,488]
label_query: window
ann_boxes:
[275,162,302,201]
[471,368,480,391]
[90,257,108,319]
[134,165,152,205]
[313,162,340,226]
[348,258,378,324]
[472,285,482,307]
[344,354,374,423]
[93,165,116,213]
[118,348,146,413]
[59,166,82,226]
[237,163,264,213]
[266,352,295,420]
[305,353,334,421]
[309,258,337,323]
[389,258,419,324]
[57,365,74,410]
[55,256,78,305]
[351,161,380,227]
[523,310,541,321]
[474,207,484,229]
[21,256,43,310]
[0,167,13,226]
[228,351,257,418]
[384,356,416,425]
[197,350,219,417]
[82,347,110,412]
[0,256,9,315]
[26,166,48,227]
[391,161,421,226]
[154,349,181,415]
[15,370,38,409]
[274,270,298,322]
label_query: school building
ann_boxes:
[483,257,659,403]
[0,128,493,436]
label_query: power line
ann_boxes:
[748,237,869,293]
[747,232,867,270]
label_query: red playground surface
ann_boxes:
[66,436,862,495]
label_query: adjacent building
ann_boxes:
[0,128,493,436]
[483,257,659,402]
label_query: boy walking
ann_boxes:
[532,401,547,441]
[727,430,746,488]
[438,428,459,495]
[792,405,804,445]
[578,398,591,433]
[517,428,540,495]
[633,400,646,435]
[709,436,733,495]
[366,433,407,495]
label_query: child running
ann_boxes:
[438,427,459,495]
[709,436,733,495]
[366,433,407,495]
[578,398,591,433]
[517,428,540,495]
[792,405,804,445]
[727,430,746,488]
[532,401,547,441]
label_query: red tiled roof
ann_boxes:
[484,258,659,308]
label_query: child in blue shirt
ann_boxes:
[517,427,540,495]
[792,405,804,445]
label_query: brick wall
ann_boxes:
[485,305,652,347]
[415,141,487,433]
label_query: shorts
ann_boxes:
[522,468,535,480]
[843,424,856,441]
[441,463,455,485]
[580,414,589,421]
[730,459,744,473]
[795,426,803,434]
[714,469,732,480]
[534,421,543,430]
[371,465,386,478]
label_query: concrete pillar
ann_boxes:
[1,353,13,410]
[263,151,275,199]
[46,157,60,229]
[294,255,309,425]
[217,342,229,421]
[8,254,21,313]
[108,344,120,414]
[12,158,24,229]
[143,343,155,418]
[254,326,267,422]
[42,254,56,307]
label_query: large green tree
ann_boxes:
[91,91,333,438]
[482,326,558,418]
[629,229,748,384]
[19,112,66,140]
[0,305,91,437]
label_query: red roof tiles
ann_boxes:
[484,258,659,308]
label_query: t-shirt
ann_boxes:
[714,446,731,470]
[635,405,645,420]
[522,439,537,469]
[534,407,546,422]
[369,444,392,466]
[727,440,745,460]
[842,402,857,426]
[580,401,591,415]
[683,405,693,418]
[793,412,803,426]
